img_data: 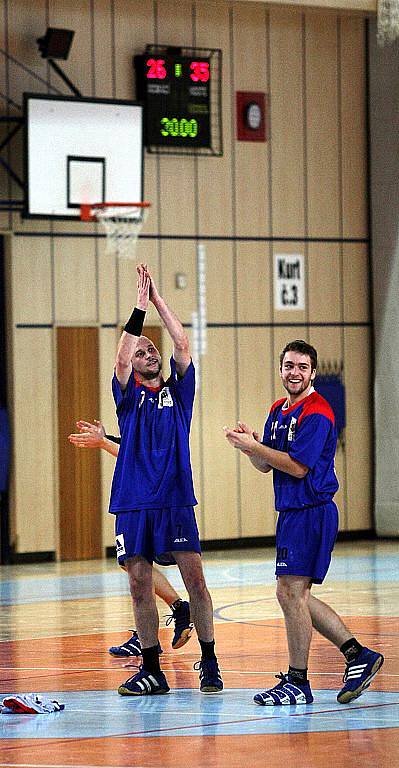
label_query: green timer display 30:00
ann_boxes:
[160,117,199,138]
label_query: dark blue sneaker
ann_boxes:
[194,658,224,694]
[337,647,384,704]
[254,673,314,706]
[109,630,162,658]
[118,665,170,696]
[165,600,194,649]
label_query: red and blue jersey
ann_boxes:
[109,357,197,513]
[262,390,339,512]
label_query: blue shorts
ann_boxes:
[275,502,338,584]
[115,506,201,567]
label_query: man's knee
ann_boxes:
[276,577,310,611]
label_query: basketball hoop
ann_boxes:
[81,202,151,259]
[377,0,399,45]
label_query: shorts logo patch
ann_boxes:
[174,525,188,543]
[276,562,287,567]
[116,534,126,557]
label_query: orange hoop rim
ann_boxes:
[80,201,151,221]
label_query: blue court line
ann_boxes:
[0,689,397,739]
[1,554,398,606]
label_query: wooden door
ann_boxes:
[57,327,101,560]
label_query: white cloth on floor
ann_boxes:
[0,693,65,713]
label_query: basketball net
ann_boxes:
[91,203,150,259]
[377,0,399,45]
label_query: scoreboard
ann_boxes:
[134,47,222,154]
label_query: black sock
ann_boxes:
[171,598,183,610]
[288,666,308,684]
[141,644,161,674]
[199,639,216,661]
[340,638,363,663]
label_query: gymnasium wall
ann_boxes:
[0,0,372,558]
[368,20,399,537]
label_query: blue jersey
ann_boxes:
[109,357,197,512]
[262,390,338,512]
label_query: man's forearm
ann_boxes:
[249,441,307,478]
[101,437,119,458]
[152,294,188,349]
[249,453,272,473]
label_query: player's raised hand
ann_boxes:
[141,263,161,305]
[136,263,150,310]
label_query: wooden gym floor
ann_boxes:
[0,539,398,768]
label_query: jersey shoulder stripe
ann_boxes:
[297,392,335,426]
[269,397,286,415]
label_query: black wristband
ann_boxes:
[124,307,146,337]
[105,434,121,445]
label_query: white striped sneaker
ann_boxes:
[118,666,170,696]
[337,647,384,704]
[254,673,313,706]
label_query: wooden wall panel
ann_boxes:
[92,0,114,99]
[98,240,117,326]
[99,327,119,549]
[114,0,157,236]
[269,9,305,237]
[343,327,373,530]
[305,14,340,238]
[12,329,56,552]
[157,1,196,237]
[308,243,341,323]
[201,328,239,540]
[205,242,234,324]
[237,328,276,537]
[340,16,368,238]
[11,236,53,324]
[196,2,233,237]
[6,0,47,219]
[342,243,370,323]
[232,5,270,237]
[57,327,102,560]
[160,241,198,327]
[236,243,272,324]
[54,239,97,324]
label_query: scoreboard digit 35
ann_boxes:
[134,45,222,155]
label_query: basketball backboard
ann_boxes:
[24,94,144,219]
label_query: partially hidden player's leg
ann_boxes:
[308,593,384,704]
[174,551,223,694]
[109,565,192,657]
[254,575,314,706]
[117,555,170,697]
[153,565,194,649]
[152,566,181,606]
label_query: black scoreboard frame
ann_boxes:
[134,44,223,157]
